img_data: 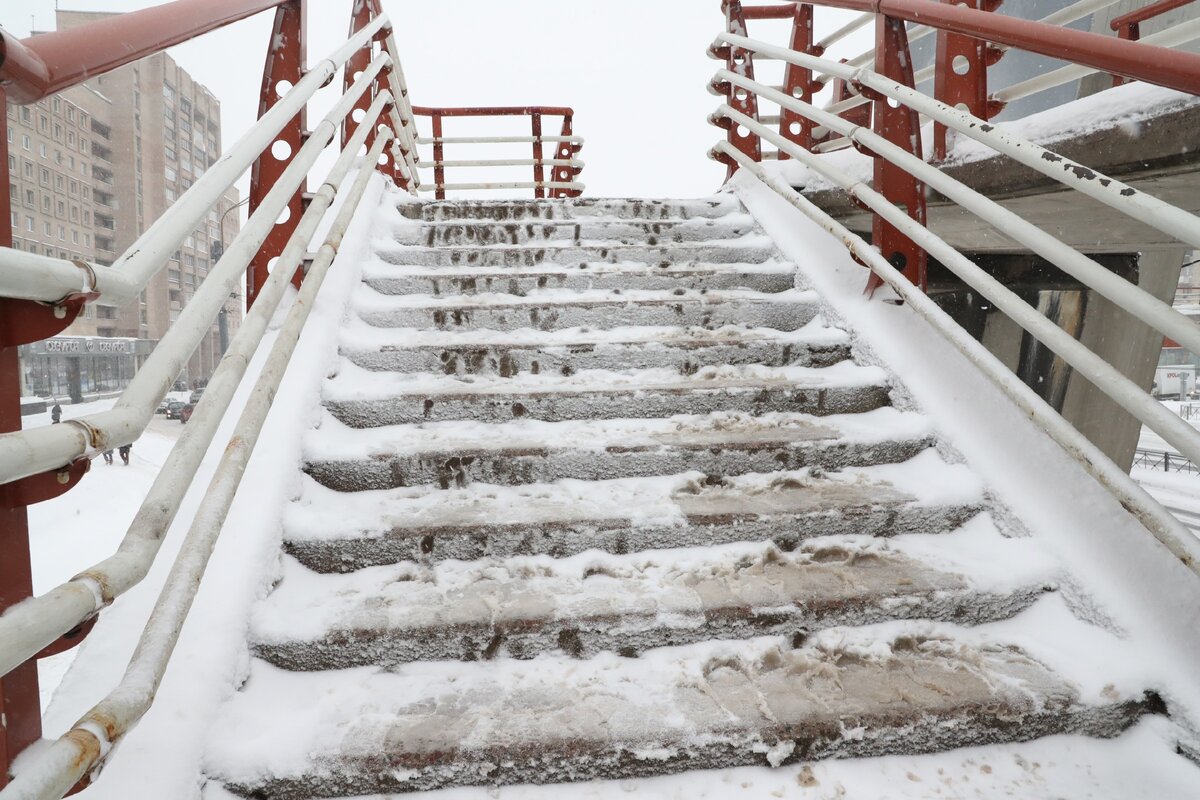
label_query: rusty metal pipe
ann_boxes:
[0,0,291,104]
[806,0,1200,92]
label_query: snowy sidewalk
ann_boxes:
[21,397,183,709]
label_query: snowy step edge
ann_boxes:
[282,452,985,570]
[335,317,850,353]
[320,359,888,402]
[253,518,1058,669]
[206,611,1160,799]
[348,285,819,312]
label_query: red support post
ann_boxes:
[933,0,1001,160]
[432,112,446,200]
[342,1,402,187]
[551,114,581,199]
[341,0,378,153]
[719,0,763,176]
[779,3,820,155]
[0,90,40,790]
[0,86,95,787]
[246,0,307,308]
[867,15,928,291]
[531,112,546,199]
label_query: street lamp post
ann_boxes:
[211,197,249,357]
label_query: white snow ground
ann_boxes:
[21,397,183,711]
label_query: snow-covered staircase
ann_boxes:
[204,196,1164,798]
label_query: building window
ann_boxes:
[168,269,181,283]
[165,166,177,183]
[21,134,30,150]
[71,230,79,244]
[43,222,51,236]
[58,226,65,240]
[25,216,33,232]
[38,143,46,158]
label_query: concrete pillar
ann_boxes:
[1057,248,1187,471]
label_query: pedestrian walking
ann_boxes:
[118,443,131,466]
[103,450,114,465]
[50,401,62,424]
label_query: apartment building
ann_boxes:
[9,10,243,403]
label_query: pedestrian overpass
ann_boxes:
[2,1,1200,797]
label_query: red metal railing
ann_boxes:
[712,0,1200,290]
[1110,0,1200,84]
[413,106,585,200]
[1113,0,1199,40]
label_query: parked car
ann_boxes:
[155,398,170,415]
[180,403,194,424]
[189,388,205,405]
[164,401,187,420]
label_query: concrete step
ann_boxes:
[323,362,892,426]
[362,261,795,296]
[374,241,775,268]
[393,216,758,247]
[302,407,936,493]
[209,623,1156,798]
[256,525,1053,669]
[394,196,743,221]
[340,322,852,375]
[285,452,983,570]
[351,287,818,332]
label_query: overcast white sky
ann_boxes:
[2,1,869,199]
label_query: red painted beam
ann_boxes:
[809,0,1200,94]
[0,0,290,104]
[412,106,574,117]
[742,3,801,19]
[1112,0,1197,31]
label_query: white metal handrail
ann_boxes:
[708,37,1200,576]
[718,32,1200,249]
[737,0,1138,140]
[0,14,390,309]
[719,68,1200,353]
[0,50,393,490]
[0,126,396,800]
[718,141,1200,576]
[0,90,395,683]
